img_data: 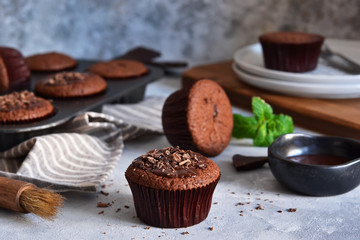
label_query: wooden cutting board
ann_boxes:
[182,61,360,139]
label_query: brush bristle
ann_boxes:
[19,187,64,220]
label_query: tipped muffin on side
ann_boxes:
[162,79,233,157]
[259,31,324,72]
[125,146,220,228]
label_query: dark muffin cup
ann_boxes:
[126,176,220,228]
[259,32,324,73]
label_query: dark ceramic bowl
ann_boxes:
[268,133,360,196]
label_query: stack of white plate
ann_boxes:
[232,39,360,99]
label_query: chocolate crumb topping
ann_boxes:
[132,146,208,178]
[0,90,41,111]
[45,72,87,86]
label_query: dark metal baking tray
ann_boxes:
[0,59,163,151]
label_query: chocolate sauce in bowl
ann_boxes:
[286,154,353,166]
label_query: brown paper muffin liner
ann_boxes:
[161,89,197,152]
[260,42,323,72]
[126,176,220,228]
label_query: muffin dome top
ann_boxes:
[132,146,207,178]
[125,146,220,190]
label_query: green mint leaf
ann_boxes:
[232,97,294,147]
[252,97,273,122]
[272,114,294,138]
[232,114,257,139]
[253,123,275,147]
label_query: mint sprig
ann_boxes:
[232,97,294,147]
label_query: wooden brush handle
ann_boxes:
[0,177,34,212]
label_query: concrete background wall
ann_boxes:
[0,0,359,66]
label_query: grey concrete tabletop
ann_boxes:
[0,77,359,240]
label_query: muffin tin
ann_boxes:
[0,59,163,151]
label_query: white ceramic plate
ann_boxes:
[232,63,360,99]
[233,39,360,84]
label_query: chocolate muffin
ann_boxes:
[35,72,107,98]
[0,90,54,124]
[259,32,324,72]
[26,52,77,72]
[0,47,31,92]
[88,59,148,79]
[125,146,220,228]
[162,79,233,157]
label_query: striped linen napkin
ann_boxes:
[0,97,165,192]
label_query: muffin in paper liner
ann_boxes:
[259,32,324,73]
[125,146,221,228]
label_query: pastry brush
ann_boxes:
[0,177,64,220]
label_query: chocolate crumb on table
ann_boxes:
[97,202,111,208]
[124,205,130,209]
[287,208,297,212]
[278,210,283,213]
[98,211,104,215]
[255,204,264,210]
[144,227,150,230]
[181,232,189,235]
[116,208,121,213]
[209,227,214,231]
[235,202,245,206]
[213,202,218,205]
[100,191,109,196]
